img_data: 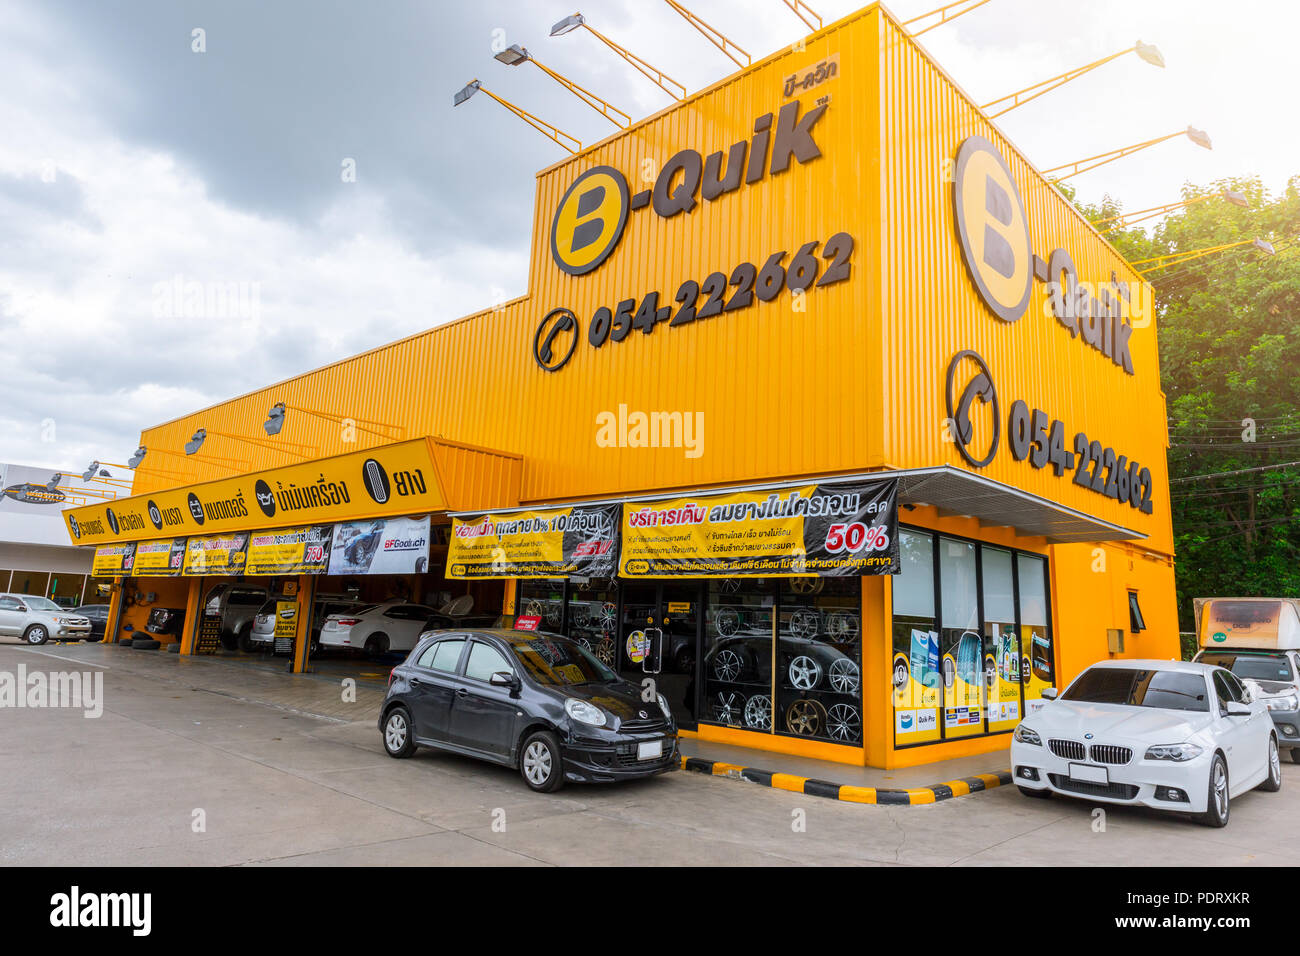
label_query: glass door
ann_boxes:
[615,581,700,729]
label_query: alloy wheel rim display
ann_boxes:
[829,658,860,693]
[714,607,740,636]
[786,699,825,736]
[743,694,771,729]
[789,655,821,689]
[713,648,742,681]
[524,741,552,785]
[789,609,820,638]
[715,691,743,723]
[827,703,860,741]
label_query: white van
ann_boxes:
[1192,598,1300,762]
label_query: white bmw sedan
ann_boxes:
[1010,659,1280,827]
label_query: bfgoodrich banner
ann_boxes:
[329,516,431,576]
[447,505,619,579]
[620,480,899,577]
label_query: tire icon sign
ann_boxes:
[362,459,390,504]
[148,500,163,530]
[106,509,119,534]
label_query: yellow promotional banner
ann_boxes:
[620,480,898,578]
[245,525,333,576]
[131,538,187,576]
[92,543,136,577]
[183,533,249,577]
[62,438,448,546]
[447,504,619,580]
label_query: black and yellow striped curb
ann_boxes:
[680,755,1012,804]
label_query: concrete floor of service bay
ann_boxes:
[3,641,1300,867]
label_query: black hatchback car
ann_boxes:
[379,628,678,792]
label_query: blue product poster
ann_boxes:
[910,628,939,688]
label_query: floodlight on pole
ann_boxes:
[982,41,1164,118]
[782,0,822,32]
[264,402,405,442]
[126,446,207,481]
[1095,189,1251,233]
[904,0,994,37]
[663,0,751,68]
[550,13,687,100]
[1044,127,1211,183]
[1132,237,1276,275]
[494,43,631,128]
[453,79,582,154]
[192,425,315,460]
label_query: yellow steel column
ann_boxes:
[179,577,202,655]
[102,577,125,644]
[291,575,316,674]
[862,573,891,769]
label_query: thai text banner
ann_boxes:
[620,480,899,577]
[245,525,333,576]
[447,504,619,579]
[131,538,187,577]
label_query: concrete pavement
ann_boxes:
[3,639,1299,866]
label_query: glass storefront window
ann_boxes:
[565,578,618,668]
[702,579,775,731]
[892,530,940,745]
[981,547,1020,732]
[777,577,862,745]
[1017,553,1055,713]
[891,529,1053,748]
[939,537,982,739]
[517,579,565,631]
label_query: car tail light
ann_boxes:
[388,669,396,687]
[336,618,361,626]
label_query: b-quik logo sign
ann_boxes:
[951,135,1140,375]
[550,165,630,277]
[952,136,1032,324]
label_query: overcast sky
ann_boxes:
[3,0,1296,473]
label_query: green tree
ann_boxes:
[1077,177,1300,631]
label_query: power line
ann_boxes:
[1169,460,1300,484]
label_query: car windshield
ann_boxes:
[1062,667,1210,713]
[1198,652,1294,683]
[23,597,61,611]
[510,636,618,686]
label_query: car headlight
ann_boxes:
[656,693,671,720]
[50,617,64,624]
[564,698,607,727]
[1145,743,1204,762]
[1266,694,1300,712]
[1013,724,1041,746]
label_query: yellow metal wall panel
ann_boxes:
[875,14,1173,555]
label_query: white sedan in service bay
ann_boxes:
[1011,659,1280,827]
[317,600,436,656]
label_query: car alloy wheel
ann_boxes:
[714,691,744,724]
[384,712,408,753]
[594,637,615,666]
[719,578,742,594]
[788,655,822,690]
[26,626,48,645]
[743,694,771,730]
[789,576,823,595]
[826,703,861,742]
[826,611,859,642]
[713,648,743,682]
[714,606,740,637]
[523,741,553,786]
[785,698,826,736]
[599,602,617,627]
[828,658,860,694]
[789,608,820,638]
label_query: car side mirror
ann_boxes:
[489,671,518,688]
[1225,701,1251,717]
[1041,687,1057,701]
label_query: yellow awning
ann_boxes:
[62,437,522,546]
